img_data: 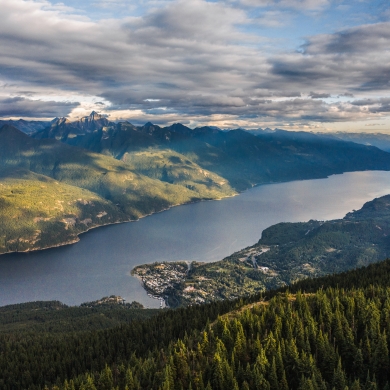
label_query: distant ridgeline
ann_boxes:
[2,112,390,254]
[3,257,390,389]
[133,194,390,307]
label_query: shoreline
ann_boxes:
[131,272,166,302]
[0,169,382,257]
[0,189,242,257]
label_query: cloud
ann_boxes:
[309,92,331,99]
[350,98,390,113]
[350,98,387,107]
[338,92,354,98]
[303,22,390,55]
[0,97,79,118]
[0,0,389,128]
[249,9,295,28]
[269,22,390,94]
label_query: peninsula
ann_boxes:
[133,194,390,307]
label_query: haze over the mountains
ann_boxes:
[6,111,390,153]
[0,0,389,133]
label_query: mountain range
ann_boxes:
[0,119,50,134]
[2,111,390,254]
[320,131,390,153]
[30,112,390,191]
[7,112,390,152]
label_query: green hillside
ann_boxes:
[3,258,390,389]
[0,170,126,254]
[133,194,390,307]
[0,125,235,254]
[122,149,233,198]
[50,121,235,197]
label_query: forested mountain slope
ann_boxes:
[33,113,390,191]
[0,299,157,334]
[0,125,234,254]
[3,259,390,389]
[250,129,390,154]
[320,132,390,153]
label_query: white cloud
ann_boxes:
[0,0,389,129]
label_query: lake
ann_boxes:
[1,170,390,308]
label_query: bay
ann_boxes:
[1,170,390,308]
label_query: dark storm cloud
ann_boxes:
[269,22,390,94]
[0,97,79,118]
[338,93,354,98]
[309,92,331,99]
[350,98,390,114]
[303,22,390,55]
[351,98,386,106]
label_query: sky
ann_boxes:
[0,0,389,131]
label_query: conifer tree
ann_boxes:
[98,365,114,390]
[125,369,136,390]
[373,331,389,387]
[332,358,347,390]
[350,379,361,390]
[241,381,250,390]
[268,357,279,390]
[162,363,175,390]
[80,375,97,390]
[212,352,225,390]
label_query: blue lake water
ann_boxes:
[1,170,390,308]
